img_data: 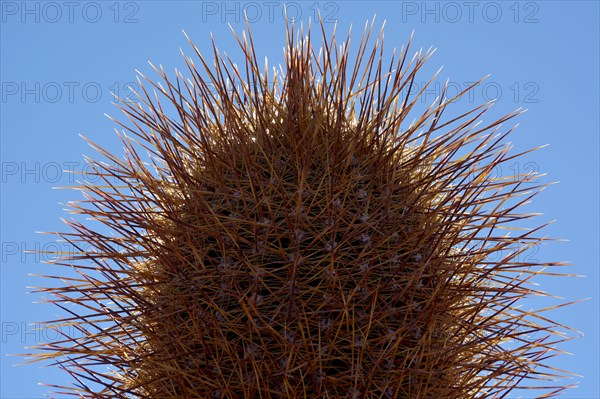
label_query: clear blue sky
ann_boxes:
[1,1,598,397]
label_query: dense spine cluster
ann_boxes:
[28,20,575,398]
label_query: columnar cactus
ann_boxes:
[28,20,575,398]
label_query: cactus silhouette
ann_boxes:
[27,19,577,398]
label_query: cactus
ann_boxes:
[27,19,576,398]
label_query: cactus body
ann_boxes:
[29,20,574,398]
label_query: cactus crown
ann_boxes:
[28,19,575,398]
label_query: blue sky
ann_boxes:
[1,1,598,397]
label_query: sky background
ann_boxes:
[1,1,599,397]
